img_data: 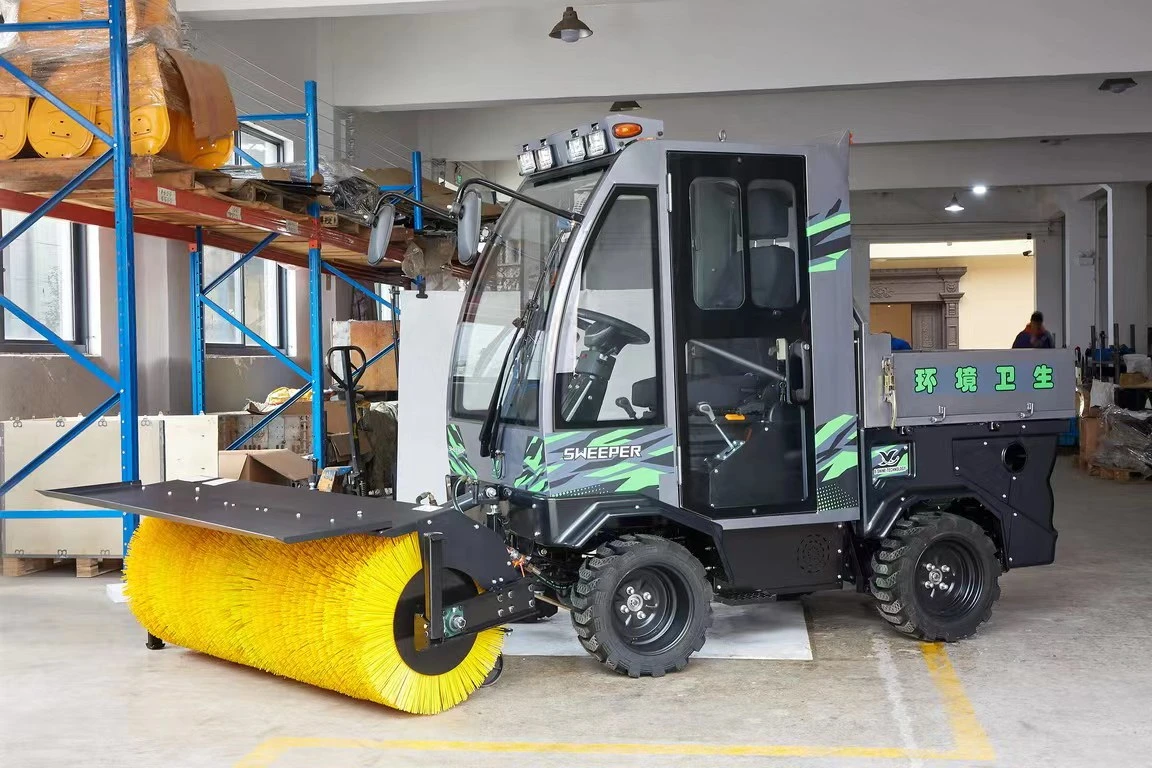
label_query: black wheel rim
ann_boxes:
[611,565,693,654]
[915,537,986,621]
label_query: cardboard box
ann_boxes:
[1120,372,1148,387]
[218,449,313,486]
[330,320,400,392]
[1079,414,1101,465]
[329,431,370,464]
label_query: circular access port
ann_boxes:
[1002,442,1028,473]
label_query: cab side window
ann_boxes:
[690,177,744,310]
[556,189,661,427]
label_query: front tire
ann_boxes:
[870,511,1001,642]
[571,534,712,677]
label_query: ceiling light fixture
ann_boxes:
[549,7,592,43]
[1099,77,1137,94]
[610,100,641,112]
[944,194,965,213]
[971,184,988,195]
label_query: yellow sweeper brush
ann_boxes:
[45,479,535,715]
[126,517,505,715]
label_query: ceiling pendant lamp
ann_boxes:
[944,193,965,213]
[549,7,593,43]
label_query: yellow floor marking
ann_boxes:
[236,643,995,767]
[920,642,996,761]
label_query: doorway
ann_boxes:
[870,302,912,344]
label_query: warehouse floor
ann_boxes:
[2,457,1149,768]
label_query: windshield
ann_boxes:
[451,168,605,421]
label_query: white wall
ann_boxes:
[318,0,1152,109]
[446,135,1152,194]
[413,79,1152,162]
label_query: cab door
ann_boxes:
[668,151,815,518]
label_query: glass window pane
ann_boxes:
[237,128,283,166]
[747,179,799,309]
[689,178,744,309]
[242,260,280,347]
[203,247,283,348]
[203,246,244,345]
[557,192,660,426]
[1,211,75,341]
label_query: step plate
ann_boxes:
[42,480,446,543]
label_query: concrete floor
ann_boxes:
[2,457,1150,768]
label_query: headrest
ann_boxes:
[747,185,792,240]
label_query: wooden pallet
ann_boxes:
[0,155,231,194]
[1085,463,1148,482]
[1,556,123,578]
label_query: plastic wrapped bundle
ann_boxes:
[12,43,236,166]
[1093,405,1152,475]
[0,0,181,54]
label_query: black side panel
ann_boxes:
[718,523,845,592]
[863,420,1061,568]
[506,490,725,548]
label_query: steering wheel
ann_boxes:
[576,308,650,350]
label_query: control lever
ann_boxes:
[615,396,638,420]
[697,402,735,449]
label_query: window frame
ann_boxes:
[233,124,287,166]
[204,254,290,356]
[554,185,665,429]
[0,218,88,354]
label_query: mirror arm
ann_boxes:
[376,191,455,223]
[455,178,585,223]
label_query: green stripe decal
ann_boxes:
[815,414,854,447]
[614,468,663,493]
[810,248,850,273]
[806,212,851,237]
[544,433,571,445]
[587,461,637,479]
[589,428,642,447]
[821,450,859,481]
[650,445,675,457]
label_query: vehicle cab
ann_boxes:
[446,116,861,547]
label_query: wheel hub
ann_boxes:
[922,562,953,595]
[915,539,984,621]
[617,584,657,622]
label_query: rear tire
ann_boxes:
[870,511,1001,642]
[571,534,712,677]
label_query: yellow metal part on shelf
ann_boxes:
[172,110,234,169]
[27,97,97,158]
[0,97,30,160]
[15,0,180,49]
[83,103,175,159]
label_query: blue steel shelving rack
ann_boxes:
[0,1,141,548]
[0,3,414,554]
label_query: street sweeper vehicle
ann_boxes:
[48,115,1075,714]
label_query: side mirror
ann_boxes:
[367,203,396,266]
[456,191,482,265]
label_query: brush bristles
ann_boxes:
[125,518,504,715]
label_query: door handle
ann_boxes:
[790,340,812,404]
